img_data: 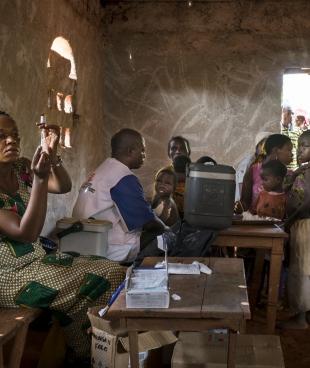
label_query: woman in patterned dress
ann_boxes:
[0,111,125,360]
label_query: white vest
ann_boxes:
[72,158,140,262]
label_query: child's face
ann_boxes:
[155,173,175,197]
[261,170,282,192]
[276,142,293,166]
[297,135,310,164]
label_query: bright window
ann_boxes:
[281,69,310,168]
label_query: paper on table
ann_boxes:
[166,263,200,275]
[129,269,167,289]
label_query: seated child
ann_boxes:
[172,155,191,218]
[254,159,287,220]
[152,168,179,226]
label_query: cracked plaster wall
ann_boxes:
[102,0,310,194]
[1,0,310,233]
[0,0,106,235]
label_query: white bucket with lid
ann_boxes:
[56,217,112,257]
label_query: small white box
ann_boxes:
[125,266,170,309]
[56,217,112,257]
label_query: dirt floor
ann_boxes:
[20,303,310,368]
[20,262,310,368]
[246,305,310,368]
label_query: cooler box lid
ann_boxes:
[188,163,235,179]
[56,217,112,233]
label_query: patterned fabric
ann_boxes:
[288,219,310,313]
[0,159,126,358]
[255,191,286,220]
[281,127,302,170]
[288,169,310,217]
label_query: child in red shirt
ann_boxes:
[255,159,287,220]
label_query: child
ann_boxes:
[235,132,271,201]
[172,154,191,218]
[255,160,287,220]
[152,168,179,226]
[284,130,310,329]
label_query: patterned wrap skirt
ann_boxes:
[287,218,310,313]
[0,241,125,358]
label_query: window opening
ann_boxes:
[281,68,310,169]
[46,36,77,148]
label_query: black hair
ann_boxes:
[262,159,287,179]
[154,167,177,190]
[300,129,310,140]
[167,136,191,158]
[196,156,217,165]
[264,134,292,155]
[0,111,12,118]
[111,128,142,156]
[172,155,191,173]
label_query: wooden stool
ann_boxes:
[0,308,41,368]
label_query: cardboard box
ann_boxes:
[88,307,177,368]
[172,332,285,368]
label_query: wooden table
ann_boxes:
[107,257,250,368]
[214,224,288,334]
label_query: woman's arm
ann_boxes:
[0,147,50,242]
[48,162,72,194]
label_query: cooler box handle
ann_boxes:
[56,221,84,239]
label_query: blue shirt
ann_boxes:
[111,175,155,231]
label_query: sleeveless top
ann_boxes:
[0,158,45,275]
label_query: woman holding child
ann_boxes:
[285,130,310,328]
[0,111,125,363]
[238,133,293,215]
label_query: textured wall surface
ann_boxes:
[102,0,310,194]
[0,0,106,234]
[1,0,310,234]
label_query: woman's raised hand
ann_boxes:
[31,146,51,179]
[40,124,60,161]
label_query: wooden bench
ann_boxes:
[0,308,41,368]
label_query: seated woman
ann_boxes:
[0,111,125,363]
